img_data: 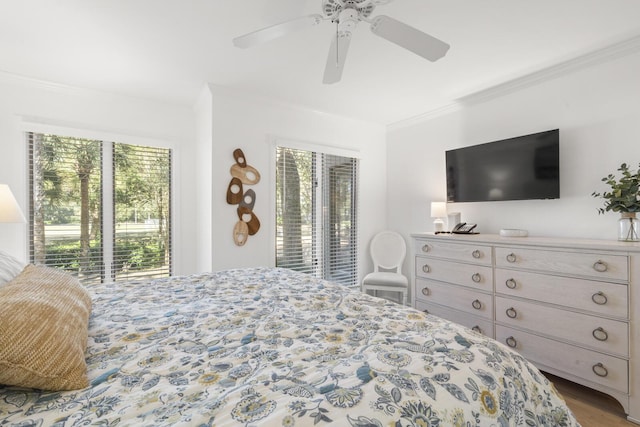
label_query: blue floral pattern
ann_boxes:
[0,267,580,426]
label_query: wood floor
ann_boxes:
[546,373,637,427]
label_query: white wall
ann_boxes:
[0,73,198,275]
[387,48,640,270]
[202,86,387,279]
[194,86,214,272]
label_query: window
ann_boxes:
[275,145,358,286]
[28,132,172,284]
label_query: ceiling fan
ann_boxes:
[233,0,450,84]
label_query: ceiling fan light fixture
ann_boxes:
[337,8,359,33]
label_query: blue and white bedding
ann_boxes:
[0,267,579,426]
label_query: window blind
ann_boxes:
[29,133,105,283]
[113,143,172,281]
[276,146,358,286]
[321,154,359,286]
[28,132,172,284]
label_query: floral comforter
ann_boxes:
[0,267,579,426]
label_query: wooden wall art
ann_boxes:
[226,148,261,246]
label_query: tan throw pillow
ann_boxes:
[0,264,92,390]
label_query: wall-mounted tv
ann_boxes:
[446,129,559,203]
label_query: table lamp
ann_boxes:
[430,201,447,232]
[0,184,26,223]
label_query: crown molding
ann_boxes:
[386,102,462,132]
[206,83,385,128]
[0,69,193,109]
[387,32,640,131]
[457,32,640,106]
[0,69,79,94]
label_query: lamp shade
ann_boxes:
[430,201,447,218]
[0,184,26,223]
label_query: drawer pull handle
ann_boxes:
[506,307,518,319]
[472,250,481,259]
[593,260,608,272]
[471,325,482,334]
[472,273,482,283]
[505,336,517,348]
[505,278,517,289]
[592,327,609,342]
[422,264,431,273]
[591,292,608,305]
[506,253,517,263]
[592,363,608,378]
[421,287,431,296]
[472,299,482,310]
[422,244,430,253]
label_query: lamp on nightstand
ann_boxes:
[0,184,26,224]
[430,201,447,232]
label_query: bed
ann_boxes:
[0,265,579,426]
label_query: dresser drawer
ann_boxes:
[495,268,628,319]
[416,300,494,337]
[496,325,628,394]
[495,296,628,357]
[415,279,493,319]
[495,247,628,281]
[414,239,492,265]
[415,257,493,291]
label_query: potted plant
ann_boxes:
[592,162,640,241]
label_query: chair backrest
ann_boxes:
[369,231,406,272]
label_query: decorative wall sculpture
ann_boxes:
[226,148,261,246]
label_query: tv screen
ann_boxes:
[446,129,560,203]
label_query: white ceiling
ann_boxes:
[2,0,640,125]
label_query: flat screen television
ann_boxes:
[446,129,559,203]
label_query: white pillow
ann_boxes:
[0,250,26,287]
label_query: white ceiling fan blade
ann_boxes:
[323,32,352,84]
[233,14,323,49]
[359,0,394,6]
[370,15,450,61]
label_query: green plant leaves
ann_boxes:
[592,162,640,214]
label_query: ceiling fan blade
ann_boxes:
[359,0,394,6]
[322,32,352,84]
[233,14,323,49]
[370,15,450,61]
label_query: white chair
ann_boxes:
[362,231,409,305]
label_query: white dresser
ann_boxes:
[411,232,640,424]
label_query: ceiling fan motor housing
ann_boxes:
[322,0,376,21]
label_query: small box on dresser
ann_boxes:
[411,232,640,424]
